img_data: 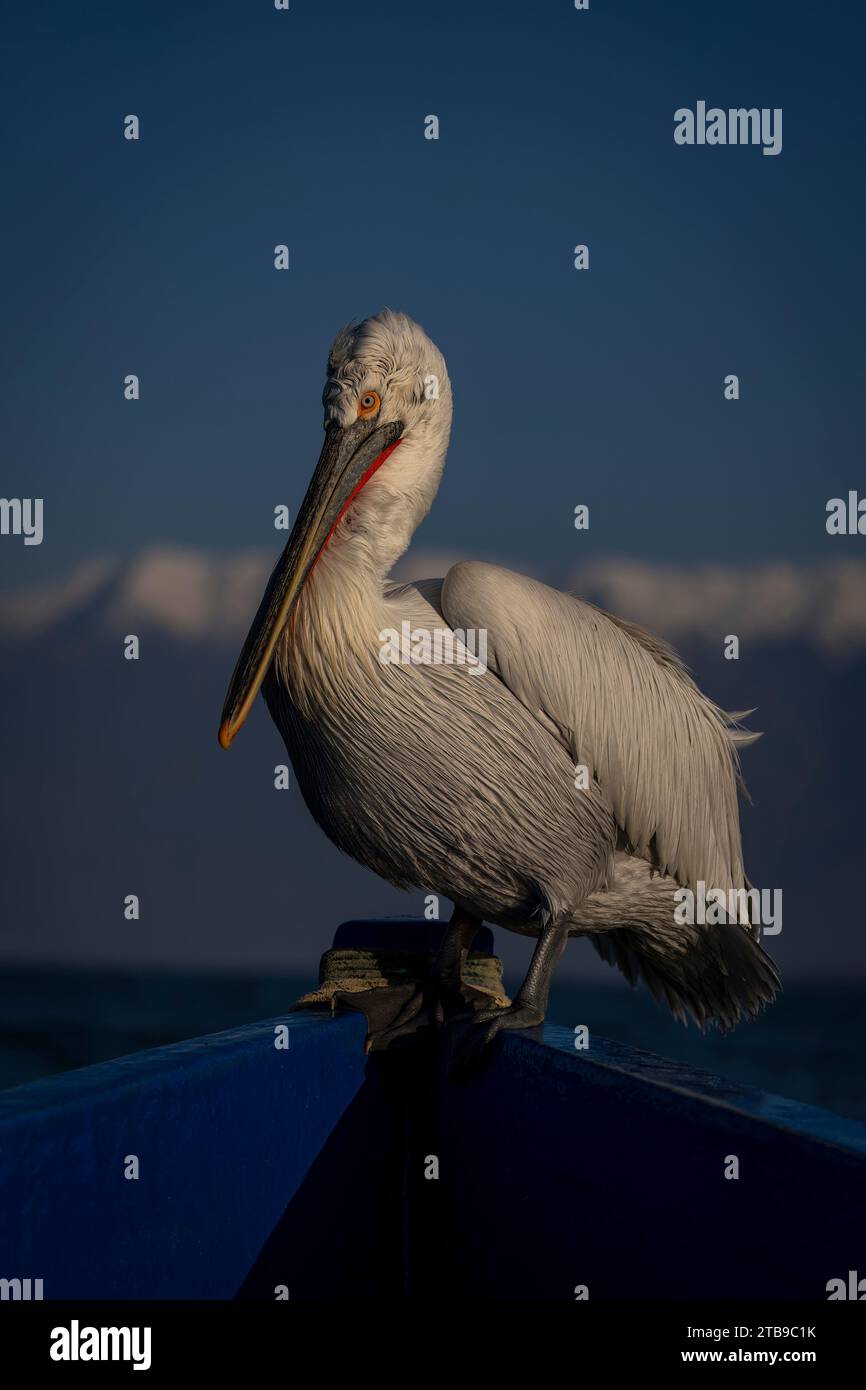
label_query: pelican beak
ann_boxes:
[218,415,403,748]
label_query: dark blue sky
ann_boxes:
[2,1,866,995]
[2,0,864,590]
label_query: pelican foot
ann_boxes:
[366,982,443,1052]
[367,976,481,1052]
[447,1001,544,1080]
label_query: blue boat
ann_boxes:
[2,919,865,1303]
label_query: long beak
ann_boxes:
[218,415,403,749]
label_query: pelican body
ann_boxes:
[219,311,778,1055]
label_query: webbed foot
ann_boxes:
[367,975,478,1052]
[447,1000,544,1079]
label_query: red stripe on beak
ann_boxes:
[310,436,403,577]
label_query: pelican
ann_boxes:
[219,310,779,1061]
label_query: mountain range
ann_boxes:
[1,547,863,983]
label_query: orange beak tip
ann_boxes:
[218,721,234,750]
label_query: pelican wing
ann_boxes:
[441,561,756,894]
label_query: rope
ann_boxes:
[293,946,510,1012]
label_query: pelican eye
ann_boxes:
[357,390,381,419]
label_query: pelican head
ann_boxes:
[218,309,451,748]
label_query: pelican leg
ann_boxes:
[449,919,570,1077]
[368,907,482,1050]
[431,907,485,1013]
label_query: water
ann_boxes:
[1,968,863,1123]
[549,979,866,1122]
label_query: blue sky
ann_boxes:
[2,2,866,985]
[2,0,864,590]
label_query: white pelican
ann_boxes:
[219,310,778,1062]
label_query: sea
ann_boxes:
[0,968,863,1123]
